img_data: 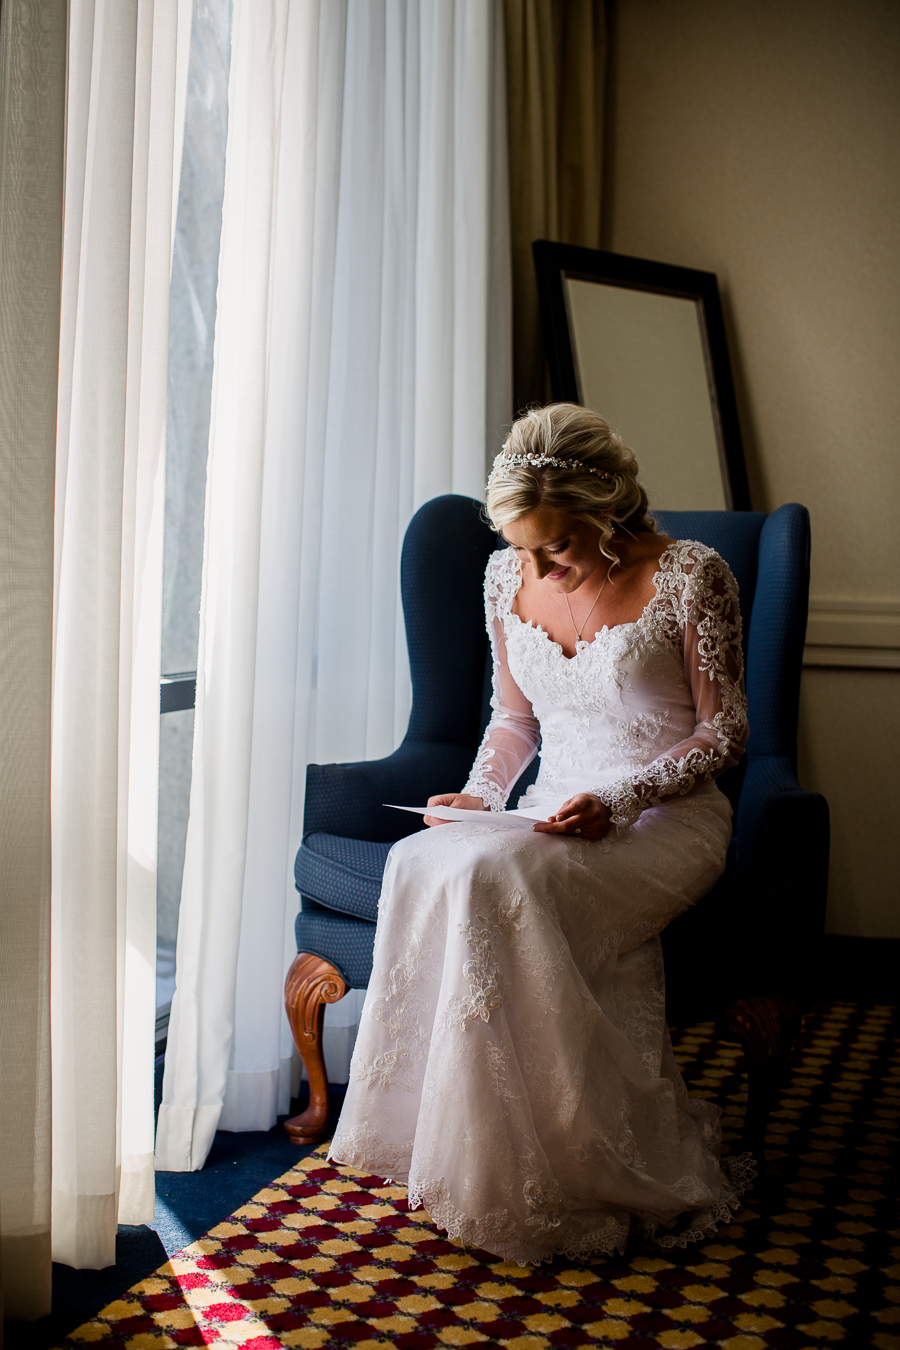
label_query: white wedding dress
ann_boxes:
[330,540,753,1264]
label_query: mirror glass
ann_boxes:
[565,279,727,511]
[533,243,750,512]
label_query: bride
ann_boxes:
[329,403,752,1264]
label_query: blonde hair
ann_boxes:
[486,404,655,565]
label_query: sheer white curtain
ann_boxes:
[51,0,191,1268]
[156,0,510,1171]
[0,0,66,1319]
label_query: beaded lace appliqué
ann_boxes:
[592,542,747,832]
[462,548,539,811]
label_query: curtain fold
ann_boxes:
[503,0,607,410]
[156,0,511,1172]
[51,0,191,1269]
[0,0,67,1320]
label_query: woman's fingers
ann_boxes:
[424,792,486,827]
[425,792,453,827]
[543,795,588,826]
[534,815,587,835]
[532,794,611,840]
[533,802,586,833]
[425,794,451,827]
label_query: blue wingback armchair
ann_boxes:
[284,495,829,1157]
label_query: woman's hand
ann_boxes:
[424,793,488,827]
[532,793,612,841]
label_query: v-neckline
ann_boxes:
[506,545,675,663]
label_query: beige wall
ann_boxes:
[798,669,898,937]
[603,0,900,936]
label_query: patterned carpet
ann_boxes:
[59,1000,899,1349]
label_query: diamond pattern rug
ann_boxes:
[58,1000,899,1348]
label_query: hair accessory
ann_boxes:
[488,451,613,484]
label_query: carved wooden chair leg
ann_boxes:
[284,952,347,1145]
[718,994,801,1166]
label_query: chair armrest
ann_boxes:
[735,754,830,1004]
[304,739,478,841]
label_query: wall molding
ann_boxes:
[803,597,900,669]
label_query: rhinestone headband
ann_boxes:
[488,452,613,484]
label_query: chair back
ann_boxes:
[400,495,496,748]
[656,505,811,773]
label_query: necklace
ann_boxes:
[565,568,611,645]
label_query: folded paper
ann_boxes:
[384,804,547,828]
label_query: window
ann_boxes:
[157,0,233,1043]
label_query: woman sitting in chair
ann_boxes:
[330,403,752,1263]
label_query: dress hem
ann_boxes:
[327,1144,757,1268]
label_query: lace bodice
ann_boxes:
[463,540,749,831]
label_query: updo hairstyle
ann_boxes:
[485,403,655,567]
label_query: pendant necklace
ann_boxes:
[565,568,611,646]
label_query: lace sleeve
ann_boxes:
[462,552,541,811]
[593,547,749,834]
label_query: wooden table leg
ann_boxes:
[284,952,347,1145]
[718,993,801,1165]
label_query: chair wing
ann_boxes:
[304,496,496,844]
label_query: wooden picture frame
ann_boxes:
[533,240,751,512]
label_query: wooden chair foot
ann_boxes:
[718,994,801,1163]
[284,952,347,1145]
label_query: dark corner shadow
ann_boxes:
[2,1226,170,1350]
[717,284,766,512]
[4,1079,347,1350]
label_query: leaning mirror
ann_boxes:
[533,241,751,511]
